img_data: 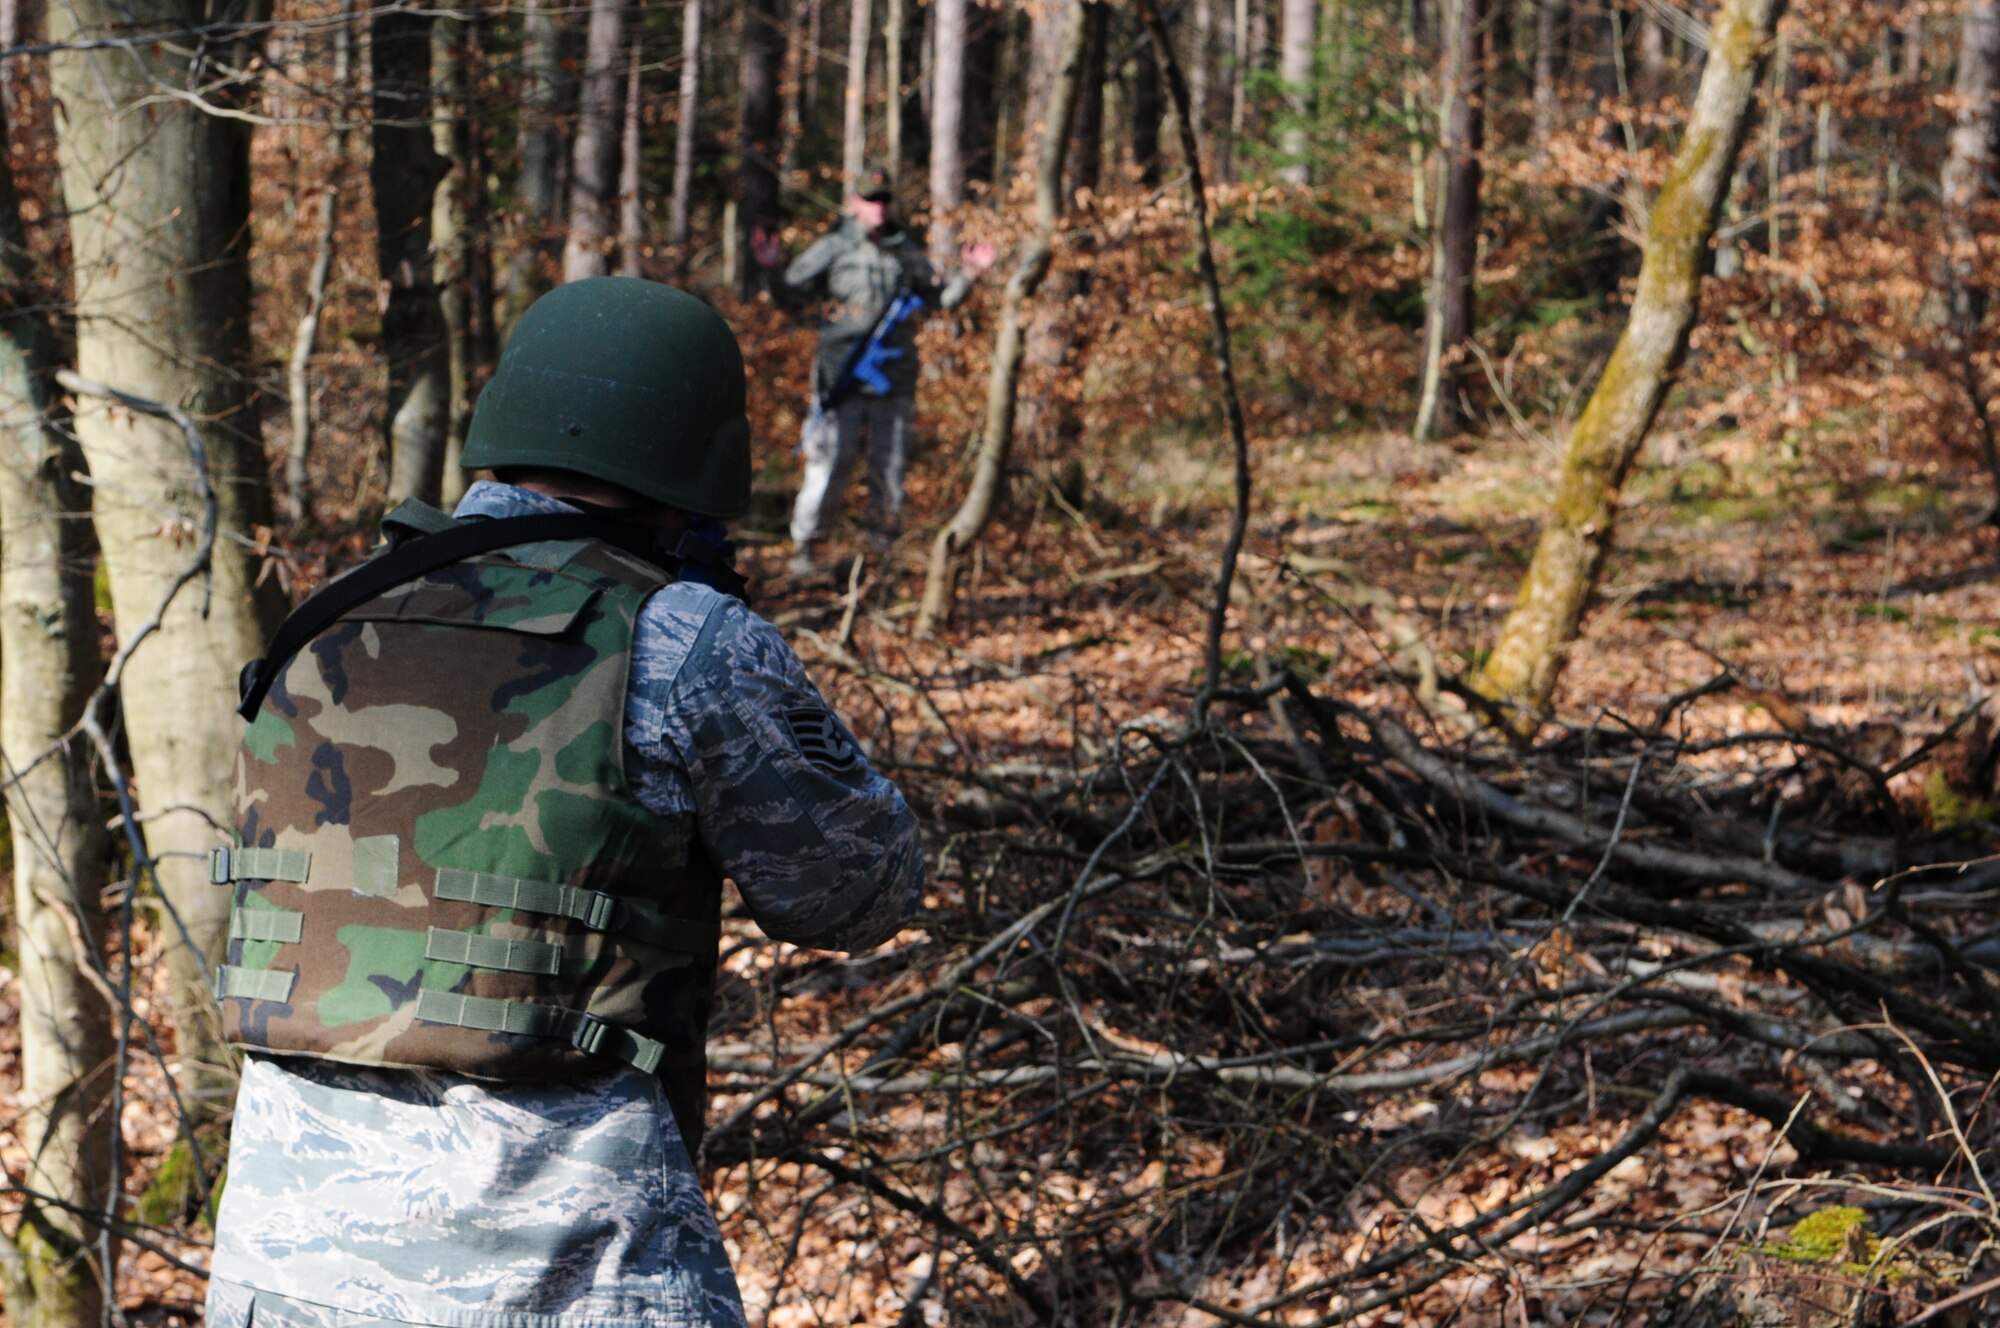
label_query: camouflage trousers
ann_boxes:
[789,394,914,546]
[208,1279,414,1328]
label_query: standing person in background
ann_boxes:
[752,165,995,576]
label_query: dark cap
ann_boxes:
[856,164,895,201]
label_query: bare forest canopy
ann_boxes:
[9,0,2000,1325]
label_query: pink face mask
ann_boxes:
[852,197,889,232]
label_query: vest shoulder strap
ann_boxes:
[237,513,627,722]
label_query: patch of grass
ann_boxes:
[1824,523,1889,553]
[1925,769,1995,830]
[1631,605,1682,622]
[1339,500,1400,520]
[1855,603,1912,624]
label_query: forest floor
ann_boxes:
[10,394,2000,1327]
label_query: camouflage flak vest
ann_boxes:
[216,527,722,1145]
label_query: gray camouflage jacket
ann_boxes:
[208,481,923,1328]
[782,215,977,398]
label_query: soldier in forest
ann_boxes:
[203,277,923,1328]
[751,165,996,576]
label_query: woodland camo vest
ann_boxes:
[216,530,722,1145]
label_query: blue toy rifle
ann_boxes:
[818,288,926,414]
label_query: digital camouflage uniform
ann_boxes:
[783,217,977,546]
[208,481,923,1328]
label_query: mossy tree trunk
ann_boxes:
[0,83,115,1328]
[1472,0,1785,722]
[47,0,284,1112]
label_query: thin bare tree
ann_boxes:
[670,0,704,250]
[931,0,968,265]
[287,0,357,525]
[1279,0,1316,183]
[919,0,1093,635]
[1414,0,1486,441]
[374,0,451,504]
[740,0,789,295]
[0,82,113,1328]
[565,0,629,281]
[844,0,872,188]
[503,0,570,328]
[620,35,646,277]
[48,0,285,1102]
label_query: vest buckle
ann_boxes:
[569,1013,611,1057]
[210,847,232,885]
[583,892,629,932]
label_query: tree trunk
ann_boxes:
[885,0,905,185]
[1941,0,1999,266]
[670,0,703,250]
[565,0,628,282]
[619,35,645,277]
[1531,0,1560,170]
[1472,0,1786,722]
[373,2,450,504]
[930,0,967,265]
[739,0,787,297]
[501,0,567,333]
[1221,0,1246,181]
[919,0,1091,636]
[1941,0,2000,510]
[1133,13,1163,185]
[1067,3,1107,197]
[960,6,1004,190]
[1414,0,1485,442]
[1193,0,1215,142]
[1279,0,1315,183]
[288,0,356,527]
[47,0,285,1094]
[1018,3,1106,468]
[0,81,115,1328]
[433,5,477,509]
[843,0,871,188]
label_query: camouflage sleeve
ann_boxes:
[937,267,979,311]
[782,230,848,301]
[658,593,922,952]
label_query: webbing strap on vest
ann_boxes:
[215,965,298,1002]
[424,927,563,976]
[230,908,305,944]
[413,989,692,1075]
[433,868,721,956]
[238,512,746,722]
[211,846,312,885]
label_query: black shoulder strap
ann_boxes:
[238,514,625,723]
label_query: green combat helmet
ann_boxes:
[463,277,753,520]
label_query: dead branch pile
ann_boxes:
[702,664,2000,1327]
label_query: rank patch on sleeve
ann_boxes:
[785,706,862,772]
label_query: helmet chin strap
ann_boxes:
[556,498,749,602]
